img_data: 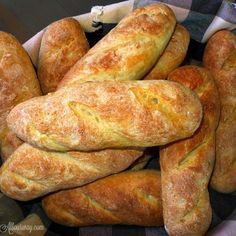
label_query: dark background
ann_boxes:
[0,0,124,43]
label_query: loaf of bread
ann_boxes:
[38,18,89,94]
[0,143,143,201]
[160,66,220,235]
[144,24,190,80]
[203,30,236,71]
[58,3,176,88]
[0,31,41,161]
[42,170,163,227]
[7,80,202,152]
[203,30,236,193]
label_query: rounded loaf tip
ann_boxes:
[6,80,203,152]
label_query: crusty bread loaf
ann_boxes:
[203,30,236,71]
[0,31,41,161]
[160,66,220,235]
[58,3,176,88]
[203,30,236,193]
[42,170,163,227]
[7,80,202,152]
[38,18,89,94]
[0,143,143,201]
[144,24,190,80]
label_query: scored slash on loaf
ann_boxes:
[160,66,220,236]
[7,80,203,152]
[0,143,143,201]
[42,170,163,227]
[1,3,183,202]
[2,2,228,232]
[58,3,176,87]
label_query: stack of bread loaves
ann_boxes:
[0,3,235,235]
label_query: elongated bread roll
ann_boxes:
[7,80,202,152]
[203,30,236,193]
[203,30,236,71]
[0,143,143,201]
[160,66,220,235]
[2,10,149,200]
[38,18,89,94]
[58,3,176,87]
[0,31,41,161]
[42,170,163,227]
[144,24,190,80]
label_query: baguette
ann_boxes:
[203,30,236,193]
[58,3,176,87]
[0,143,143,201]
[2,10,151,200]
[42,170,163,227]
[160,66,220,235]
[203,30,236,71]
[7,80,202,152]
[38,18,89,94]
[0,31,41,161]
[144,24,190,80]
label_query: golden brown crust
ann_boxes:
[58,3,176,87]
[203,30,236,193]
[42,170,163,227]
[160,66,220,235]
[38,18,89,94]
[0,31,41,161]
[203,30,236,71]
[7,80,202,152]
[144,24,190,80]
[0,143,143,201]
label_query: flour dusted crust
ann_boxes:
[203,30,236,193]
[38,18,89,94]
[7,80,202,152]
[160,66,220,235]
[0,31,41,161]
[58,3,176,87]
[0,143,143,200]
[42,170,163,227]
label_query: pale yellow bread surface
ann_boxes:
[42,170,163,227]
[0,143,143,201]
[160,66,220,236]
[7,80,202,152]
[145,24,190,80]
[59,3,176,87]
